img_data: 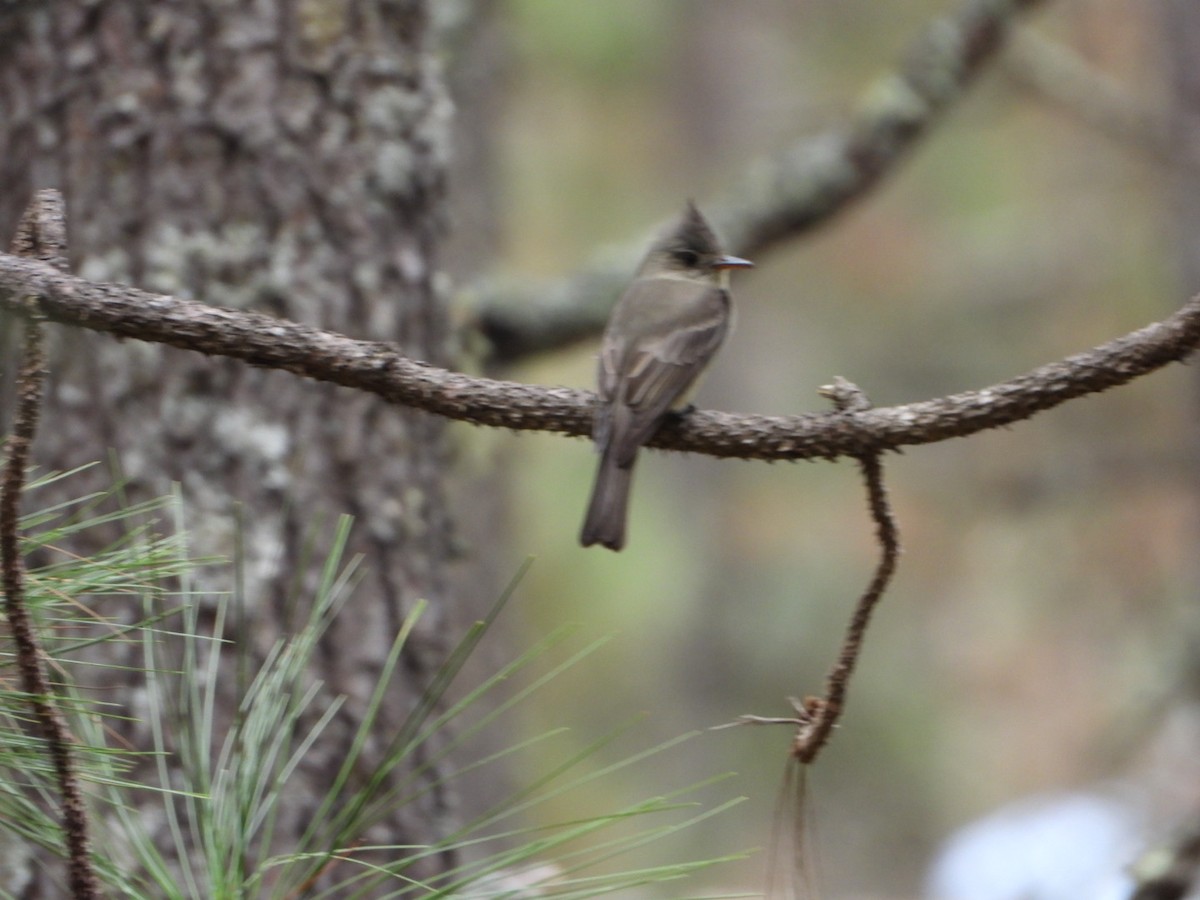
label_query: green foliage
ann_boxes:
[0,475,748,898]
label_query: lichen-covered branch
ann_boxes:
[1,191,99,899]
[473,0,1049,363]
[0,250,1196,466]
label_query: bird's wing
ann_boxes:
[595,278,730,466]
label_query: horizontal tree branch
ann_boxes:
[1,251,1196,462]
[472,0,1049,363]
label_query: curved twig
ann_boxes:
[733,380,900,766]
[1,190,100,898]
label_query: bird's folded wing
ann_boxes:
[596,280,730,466]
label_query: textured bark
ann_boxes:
[0,1,458,891]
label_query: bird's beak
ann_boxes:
[712,255,754,270]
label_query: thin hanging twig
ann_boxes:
[732,378,900,767]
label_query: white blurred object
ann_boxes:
[925,790,1142,900]
[927,705,1200,899]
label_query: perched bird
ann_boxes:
[580,202,752,551]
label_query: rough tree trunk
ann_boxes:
[0,1,467,891]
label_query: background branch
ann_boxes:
[1,251,1195,464]
[472,0,1049,364]
[1003,29,1199,172]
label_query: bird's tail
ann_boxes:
[580,447,635,551]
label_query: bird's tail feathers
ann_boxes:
[580,448,634,551]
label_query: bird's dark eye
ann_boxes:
[673,249,699,268]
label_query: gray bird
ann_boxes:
[580,202,752,551]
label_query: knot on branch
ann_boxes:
[819,377,873,414]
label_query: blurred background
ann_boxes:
[455,0,1200,896]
